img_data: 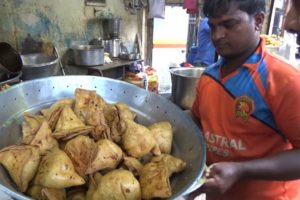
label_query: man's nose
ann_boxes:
[211,26,225,41]
[284,6,300,34]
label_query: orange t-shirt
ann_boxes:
[192,38,300,200]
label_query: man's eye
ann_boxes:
[224,22,237,29]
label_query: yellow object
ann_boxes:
[261,34,283,47]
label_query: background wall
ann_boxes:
[0,0,143,55]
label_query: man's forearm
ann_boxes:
[239,149,300,181]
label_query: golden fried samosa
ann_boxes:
[140,162,171,199]
[41,98,74,119]
[123,156,143,177]
[64,135,98,177]
[34,147,85,189]
[103,104,127,143]
[46,106,64,131]
[148,121,173,154]
[122,119,160,158]
[53,105,93,140]
[30,120,58,155]
[22,112,45,144]
[103,104,118,122]
[115,103,136,120]
[90,169,141,200]
[54,105,87,131]
[74,88,107,123]
[86,139,123,174]
[27,185,66,200]
[0,145,40,192]
[84,98,111,141]
[151,154,186,176]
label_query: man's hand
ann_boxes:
[204,162,244,195]
[181,162,244,200]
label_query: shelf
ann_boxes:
[64,58,143,78]
[88,58,143,71]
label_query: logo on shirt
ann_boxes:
[234,96,255,120]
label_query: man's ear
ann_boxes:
[254,12,265,31]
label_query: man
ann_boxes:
[193,17,216,67]
[189,0,300,199]
[187,17,215,67]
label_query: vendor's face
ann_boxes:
[284,0,300,33]
[208,6,262,58]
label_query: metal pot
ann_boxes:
[102,39,121,58]
[72,44,104,66]
[21,53,58,81]
[170,67,205,110]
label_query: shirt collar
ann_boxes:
[218,37,266,72]
[242,37,265,71]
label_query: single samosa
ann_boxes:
[74,88,107,123]
[103,104,127,143]
[41,98,74,131]
[139,162,171,199]
[30,120,58,155]
[0,145,40,192]
[22,112,45,144]
[53,105,93,140]
[86,139,123,174]
[89,169,141,200]
[41,98,74,119]
[64,135,98,177]
[115,103,136,120]
[148,121,173,154]
[34,147,85,189]
[84,97,111,141]
[151,154,186,176]
[122,119,160,158]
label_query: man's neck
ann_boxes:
[221,38,260,78]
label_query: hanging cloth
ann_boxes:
[148,0,165,19]
[183,0,198,14]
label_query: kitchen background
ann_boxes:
[0,0,143,54]
[0,0,295,96]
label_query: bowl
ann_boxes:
[170,67,205,110]
[21,53,59,80]
[72,45,104,66]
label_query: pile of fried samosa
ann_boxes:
[0,88,186,200]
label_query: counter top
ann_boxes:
[64,58,143,76]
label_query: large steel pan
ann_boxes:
[0,76,206,200]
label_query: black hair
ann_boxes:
[203,0,266,17]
